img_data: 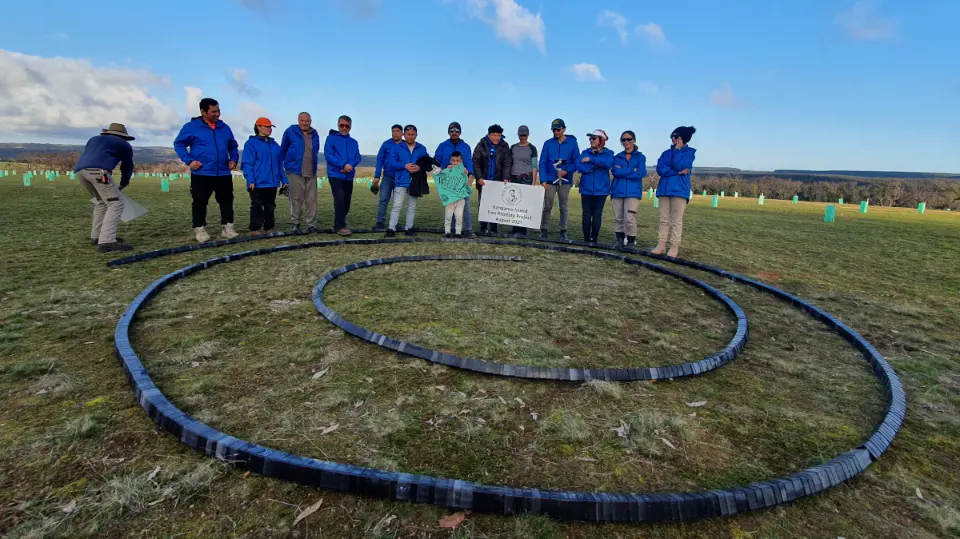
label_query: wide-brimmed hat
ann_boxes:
[101,123,135,140]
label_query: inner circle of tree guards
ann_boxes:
[114,237,905,523]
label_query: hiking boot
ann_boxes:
[292,225,302,234]
[385,229,396,238]
[373,222,386,232]
[626,236,637,247]
[97,241,133,253]
[404,228,416,237]
[194,226,211,243]
[454,234,463,239]
[651,241,667,255]
[221,223,239,239]
[559,231,569,242]
[615,232,625,245]
[91,237,123,246]
[336,228,352,236]
[463,230,474,238]
[538,230,548,240]
[444,233,453,238]
[307,226,318,234]
[667,245,680,258]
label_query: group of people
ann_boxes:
[73,97,697,258]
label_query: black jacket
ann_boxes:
[410,155,438,198]
[473,136,513,182]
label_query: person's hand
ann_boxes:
[581,157,590,163]
[188,161,202,170]
[279,184,289,196]
[478,178,486,186]
[447,164,455,169]
[411,165,420,173]
[228,161,236,170]
[679,168,690,175]
[558,169,568,178]
[373,178,380,186]
[404,163,417,172]
[248,182,255,190]
[343,164,354,173]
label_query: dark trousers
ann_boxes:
[191,174,234,228]
[581,194,607,241]
[249,187,278,231]
[510,174,533,234]
[477,182,498,233]
[330,179,354,230]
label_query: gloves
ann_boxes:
[279,184,289,196]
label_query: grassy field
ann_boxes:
[0,172,958,538]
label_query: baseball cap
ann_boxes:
[550,118,566,130]
[255,117,275,127]
[517,125,530,136]
[586,129,608,141]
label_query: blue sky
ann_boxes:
[1,0,958,172]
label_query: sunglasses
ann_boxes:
[589,136,600,141]
[551,128,562,132]
[670,134,679,139]
[338,124,351,129]
[448,128,461,134]
[519,134,528,137]
[621,138,634,142]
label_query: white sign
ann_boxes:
[477,180,544,229]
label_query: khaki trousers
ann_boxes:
[78,168,123,244]
[287,173,318,228]
[611,197,640,236]
[657,196,687,246]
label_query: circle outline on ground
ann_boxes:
[312,251,748,381]
[113,237,905,523]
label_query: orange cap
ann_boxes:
[255,117,275,127]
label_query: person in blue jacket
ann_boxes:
[610,130,647,247]
[653,126,697,258]
[372,124,403,230]
[384,125,428,237]
[324,115,363,235]
[241,118,287,235]
[435,122,476,236]
[576,129,614,244]
[279,112,320,233]
[174,97,240,242]
[538,118,580,241]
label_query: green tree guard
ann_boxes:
[824,204,836,222]
[711,194,719,207]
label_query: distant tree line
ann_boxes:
[15,152,189,174]
[642,172,960,210]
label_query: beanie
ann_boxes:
[670,126,696,144]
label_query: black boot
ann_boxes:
[539,230,548,240]
[559,230,569,242]
[626,236,636,247]
[385,229,396,238]
[615,232,625,246]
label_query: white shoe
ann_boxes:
[221,223,239,239]
[194,226,211,243]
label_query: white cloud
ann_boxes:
[836,0,897,41]
[448,0,546,54]
[226,101,273,138]
[0,50,181,140]
[709,83,743,108]
[570,63,605,82]
[637,22,669,47]
[228,68,260,97]
[598,10,629,44]
[184,87,204,116]
[637,81,659,94]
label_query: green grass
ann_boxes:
[0,174,958,538]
